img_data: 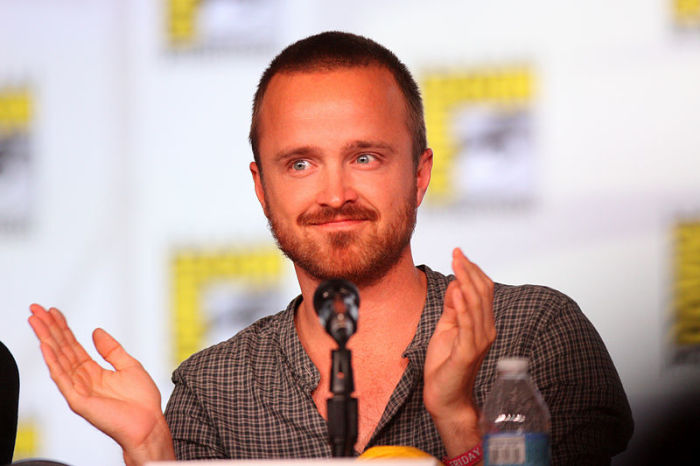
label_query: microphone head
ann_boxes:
[313,279,360,345]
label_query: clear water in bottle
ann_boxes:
[481,357,551,466]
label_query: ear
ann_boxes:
[250,161,268,215]
[415,148,433,207]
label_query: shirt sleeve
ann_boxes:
[528,294,634,465]
[164,366,228,460]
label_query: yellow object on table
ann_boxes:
[359,445,441,463]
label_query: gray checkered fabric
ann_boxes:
[164,266,633,464]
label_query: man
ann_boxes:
[29,32,633,465]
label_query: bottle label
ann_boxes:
[484,432,550,466]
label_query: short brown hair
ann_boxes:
[249,31,426,172]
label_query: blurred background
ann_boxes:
[1,0,699,464]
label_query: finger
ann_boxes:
[461,257,496,342]
[453,248,491,301]
[473,266,495,338]
[30,309,99,407]
[32,305,71,352]
[29,303,59,334]
[51,307,93,365]
[93,328,139,371]
[453,249,495,343]
[456,250,494,314]
[45,308,88,371]
[439,281,459,323]
[29,303,47,315]
[29,307,93,378]
[45,307,69,344]
[449,282,477,359]
[28,311,52,340]
[451,249,484,336]
[38,341,86,409]
[434,282,463,343]
[28,305,58,348]
[28,314,73,375]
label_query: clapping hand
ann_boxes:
[423,248,496,458]
[28,304,175,465]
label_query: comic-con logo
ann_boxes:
[171,245,284,364]
[422,67,534,208]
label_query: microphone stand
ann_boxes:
[313,280,360,457]
[327,329,358,457]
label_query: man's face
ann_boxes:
[251,65,431,287]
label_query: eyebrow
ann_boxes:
[273,146,319,163]
[342,140,396,154]
[273,140,397,163]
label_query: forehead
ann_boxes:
[262,64,402,106]
[256,66,410,156]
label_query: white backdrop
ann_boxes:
[1,0,699,464]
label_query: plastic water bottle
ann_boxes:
[481,357,551,465]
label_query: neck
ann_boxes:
[294,247,427,353]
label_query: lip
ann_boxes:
[310,218,368,229]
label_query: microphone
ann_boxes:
[313,279,359,347]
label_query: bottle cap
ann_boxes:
[496,357,528,374]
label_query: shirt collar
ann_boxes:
[402,265,452,367]
[276,265,452,391]
[277,295,320,393]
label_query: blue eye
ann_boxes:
[292,160,309,171]
[356,154,374,164]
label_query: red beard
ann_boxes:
[266,197,417,287]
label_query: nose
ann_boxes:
[316,164,358,208]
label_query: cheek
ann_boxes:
[264,181,313,220]
[383,177,415,203]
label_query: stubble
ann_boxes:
[266,196,417,287]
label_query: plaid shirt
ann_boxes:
[165,266,633,464]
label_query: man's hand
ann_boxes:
[28,304,175,466]
[423,248,496,459]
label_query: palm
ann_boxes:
[425,311,460,378]
[70,357,162,448]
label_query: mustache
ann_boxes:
[297,203,379,226]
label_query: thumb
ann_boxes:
[93,328,138,371]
